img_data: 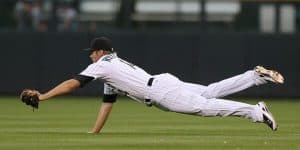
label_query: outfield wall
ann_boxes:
[0,32,299,97]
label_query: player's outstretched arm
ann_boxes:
[39,79,81,101]
[88,102,113,134]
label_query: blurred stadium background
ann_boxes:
[1,1,300,149]
[0,0,299,97]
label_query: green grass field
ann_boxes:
[0,97,299,150]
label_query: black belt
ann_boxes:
[147,77,154,86]
[145,77,155,107]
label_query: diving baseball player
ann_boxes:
[20,37,284,133]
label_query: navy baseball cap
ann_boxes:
[84,37,114,52]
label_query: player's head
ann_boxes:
[84,37,114,62]
[84,36,114,52]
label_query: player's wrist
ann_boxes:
[38,94,47,101]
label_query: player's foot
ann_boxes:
[255,66,284,84]
[257,101,278,131]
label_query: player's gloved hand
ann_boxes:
[20,89,40,111]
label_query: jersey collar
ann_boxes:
[98,52,117,62]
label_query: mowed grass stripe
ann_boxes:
[0,96,299,150]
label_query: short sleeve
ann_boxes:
[79,62,106,79]
[103,83,117,95]
[73,74,94,88]
[103,83,118,103]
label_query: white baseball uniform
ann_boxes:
[79,53,266,122]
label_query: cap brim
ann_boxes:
[83,48,94,51]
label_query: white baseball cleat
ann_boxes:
[257,101,278,131]
[255,66,284,84]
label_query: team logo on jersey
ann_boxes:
[102,54,116,62]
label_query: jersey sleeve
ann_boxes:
[73,74,94,88]
[103,83,118,103]
[79,62,107,79]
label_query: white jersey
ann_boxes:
[79,53,152,102]
[79,52,269,124]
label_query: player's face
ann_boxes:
[90,50,103,62]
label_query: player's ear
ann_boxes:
[95,50,103,55]
[100,50,110,55]
[100,50,106,55]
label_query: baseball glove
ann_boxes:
[20,89,40,110]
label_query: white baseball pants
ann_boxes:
[149,71,266,122]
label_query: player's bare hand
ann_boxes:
[87,130,100,134]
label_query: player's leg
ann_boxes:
[184,66,284,99]
[156,90,277,130]
[191,97,277,130]
[184,70,265,98]
[158,90,260,121]
[151,73,277,130]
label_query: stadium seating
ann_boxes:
[206,0,240,22]
[77,0,240,23]
[132,0,240,22]
[78,0,121,22]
